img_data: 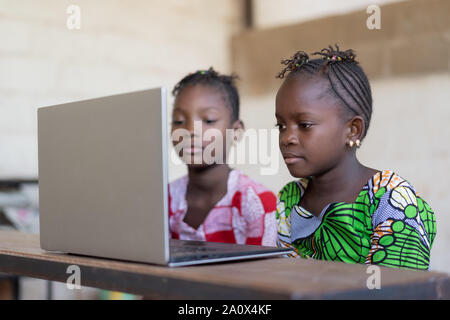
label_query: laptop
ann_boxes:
[37,88,291,267]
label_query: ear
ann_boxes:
[231,119,245,142]
[346,116,365,142]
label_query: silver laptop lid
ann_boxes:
[38,88,169,265]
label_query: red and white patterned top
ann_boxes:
[168,170,277,246]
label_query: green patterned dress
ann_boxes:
[276,170,436,270]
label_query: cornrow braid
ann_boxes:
[276,44,373,139]
[172,67,240,122]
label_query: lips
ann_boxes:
[282,152,305,165]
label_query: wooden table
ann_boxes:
[0,231,448,299]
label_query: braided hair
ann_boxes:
[172,67,240,122]
[277,45,373,139]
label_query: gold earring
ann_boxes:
[355,139,361,148]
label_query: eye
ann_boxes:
[299,123,313,129]
[275,123,286,131]
[172,120,184,125]
[204,119,217,124]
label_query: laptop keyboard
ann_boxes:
[169,239,293,265]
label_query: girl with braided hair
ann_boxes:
[168,67,277,245]
[275,45,436,270]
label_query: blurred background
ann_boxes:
[0,0,448,299]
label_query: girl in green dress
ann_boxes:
[275,45,436,270]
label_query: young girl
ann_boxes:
[275,45,436,270]
[168,67,277,246]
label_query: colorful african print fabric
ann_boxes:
[276,170,436,270]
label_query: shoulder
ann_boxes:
[276,179,307,213]
[368,169,425,215]
[370,170,436,239]
[367,170,436,266]
[275,180,306,242]
[234,170,274,195]
[275,179,309,224]
[278,179,307,198]
[232,170,276,213]
[367,169,415,200]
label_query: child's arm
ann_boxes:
[365,185,436,270]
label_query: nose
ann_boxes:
[184,119,204,141]
[185,119,195,135]
[280,125,299,147]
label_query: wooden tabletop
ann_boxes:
[0,230,448,299]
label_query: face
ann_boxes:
[275,76,351,178]
[171,84,242,168]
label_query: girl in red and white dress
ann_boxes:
[168,68,277,246]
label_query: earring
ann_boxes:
[355,139,361,148]
[347,140,354,148]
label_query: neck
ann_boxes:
[187,164,231,193]
[308,154,369,197]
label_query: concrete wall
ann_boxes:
[232,0,450,273]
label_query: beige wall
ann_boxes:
[0,0,242,179]
[252,0,407,29]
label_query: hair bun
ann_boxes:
[276,51,310,79]
[313,44,357,64]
